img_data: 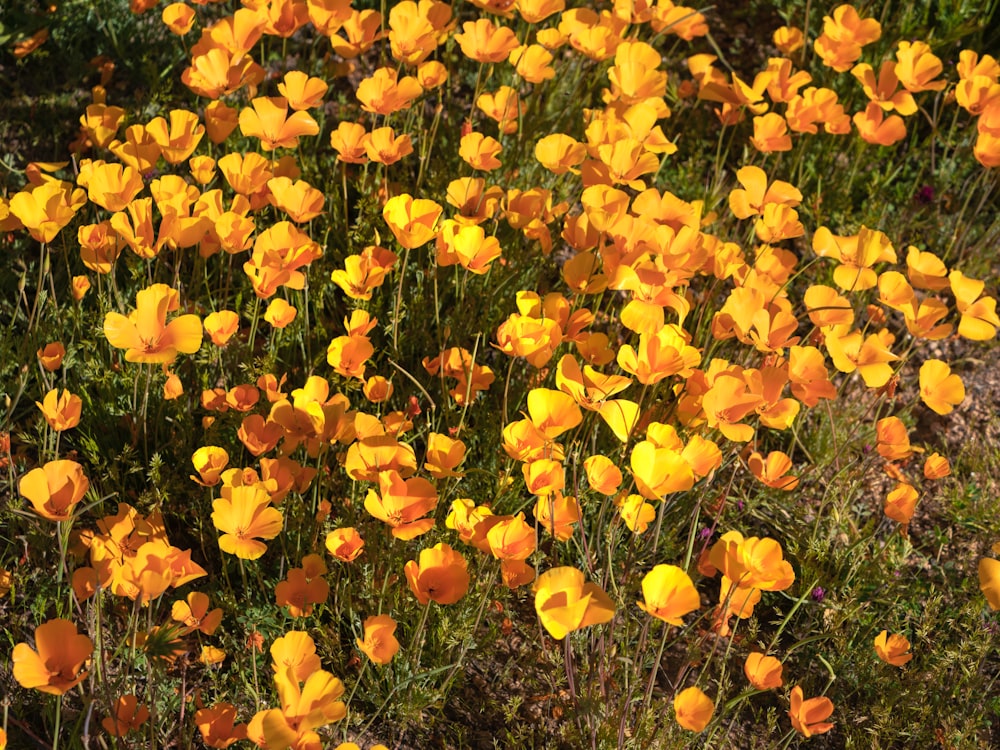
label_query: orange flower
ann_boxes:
[459,132,503,171]
[326,527,365,562]
[9,180,87,243]
[404,543,470,605]
[773,26,804,54]
[583,454,623,495]
[357,67,423,116]
[102,694,150,737]
[275,567,330,618]
[14,28,49,58]
[264,298,297,328]
[147,109,205,163]
[270,630,321,681]
[533,566,614,639]
[37,341,66,371]
[884,482,918,525]
[637,564,700,625]
[171,591,223,635]
[750,113,792,153]
[268,177,325,223]
[788,685,834,737]
[621,494,656,534]
[13,618,93,695]
[949,270,999,341]
[423,433,466,478]
[874,630,913,667]
[278,70,328,110]
[923,453,951,480]
[204,310,240,346]
[162,3,195,35]
[190,446,229,486]
[195,703,247,749]
[329,121,369,164]
[980,550,1000,610]
[477,86,523,134]
[455,19,519,63]
[744,652,783,690]
[330,8,383,58]
[853,102,907,146]
[238,97,319,151]
[211,485,284,560]
[876,416,913,460]
[382,194,442,249]
[709,530,795,592]
[919,359,965,415]
[72,275,92,301]
[104,284,203,364]
[533,492,580,541]
[674,686,714,732]
[36,388,82,431]
[363,126,414,165]
[20,459,90,522]
[357,614,400,665]
[364,470,438,540]
[747,450,798,491]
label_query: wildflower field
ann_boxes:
[3,0,1000,747]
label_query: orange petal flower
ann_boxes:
[636,564,700,625]
[36,388,82,431]
[102,694,151,736]
[919,359,965,415]
[20,459,90,522]
[533,566,614,639]
[195,703,247,749]
[104,283,203,364]
[357,614,400,665]
[13,618,93,695]
[326,527,365,562]
[9,180,87,243]
[744,652,783,690]
[171,591,223,635]
[674,686,714,732]
[382,194,442,249]
[364,470,437,540]
[980,555,1000,610]
[404,543,470,605]
[211,485,283,559]
[238,97,319,151]
[874,630,913,667]
[788,685,834,737]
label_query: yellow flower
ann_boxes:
[533,566,614,639]
[636,564,700,625]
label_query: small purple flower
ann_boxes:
[916,185,935,205]
[811,586,825,602]
[737,500,745,511]
[699,527,712,540]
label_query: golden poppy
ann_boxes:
[20,459,90,522]
[744,652,783,690]
[211,485,284,560]
[874,630,913,667]
[357,614,400,665]
[788,685,834,737]
[674,686,714,732]
[104,284,203,364]
[533,566,614,639]
[13,618,93,695]
[636,564,700,625]
[404,543,470,605]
